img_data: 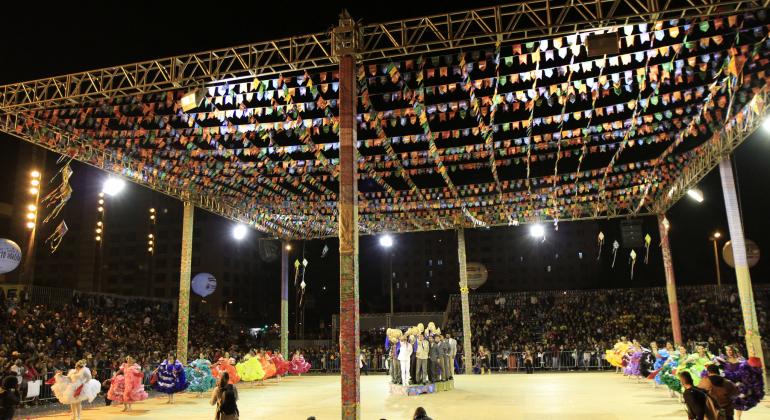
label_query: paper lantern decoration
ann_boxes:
[465,262,488,290]
[191,272,217,297]
[0,239,22,274]
[722,240,761,268]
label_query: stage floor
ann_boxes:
[32,373,770,419]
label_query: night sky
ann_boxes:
[2,2,770,323]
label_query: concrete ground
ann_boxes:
[29,372,770,419]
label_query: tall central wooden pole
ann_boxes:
[336,11,361,420]
[457,228,473,373]
[281,240,289,357]
[657,214,683,346]
[176,202,194,364]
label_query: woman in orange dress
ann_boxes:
[211,356,240,384]
[259,350,277,379]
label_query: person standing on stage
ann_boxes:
[397,336,413,386]
[415,334,429,385]
[446,333,457,377]
[428,336,440,383]
[440,335,453,380]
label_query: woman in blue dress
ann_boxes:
[152,353,189,403]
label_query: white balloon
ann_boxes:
[0,239,22,275]
[191,272,217,297]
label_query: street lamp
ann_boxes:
[711,231,722,288]
[379,234,394,321]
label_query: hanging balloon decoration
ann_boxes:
[629,250,638,280]
[191,273,217,298]
[321,244,329,258]
[0,239,22,275]
[644,234,652,264]
[611,240,620,268]
[597,231,605,260]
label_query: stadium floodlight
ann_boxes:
[686,188,704,203]
[232,224,247,240]
[529,224,545,239]
[379,234,394,248]
[102,177,126,196]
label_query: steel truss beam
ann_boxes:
[652,86,770,213]
[0,0,764,111]
[0,112,299,237]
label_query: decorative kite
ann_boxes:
[41,159,73,224]
[44,221,68,253]
[597,231,605,260]
[630,250,638,280]
[611,240,620,268]
[644,234,652,264]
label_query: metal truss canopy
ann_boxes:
[0,0,766,111]
[0,3,769,240]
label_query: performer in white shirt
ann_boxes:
[397,336,413,386]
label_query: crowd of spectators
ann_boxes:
[0,290,260,388]
[445,285,770,369]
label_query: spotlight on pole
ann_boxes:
[102,178,126,196]
[713,231,722,239]
[529,224,545,239]
[30,170,40,178]
[232,224,247,240]
[379,234,394,248]
[686,188,704,203]
[285,244,292,251]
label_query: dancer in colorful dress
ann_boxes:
[235,350,265,383]
[605,339,630,372]
[649,342,674,387]
[685,345,713,387]
[50,359,101,420]
[660,346,687,398]
[259,350,278,379]
[289,350,311,376]
[152,353,189,404]
[107,355,148,412]
[271,351,290,378]
[212,355,241,384]
[717,345,765,419]
[623,341,642,378]
[185,354,216,396]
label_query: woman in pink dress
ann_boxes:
[107,356,148,412]
[289,350,311,376]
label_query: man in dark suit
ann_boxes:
[679,371,707,420]
[428,336,441,383]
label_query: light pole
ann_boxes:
[379,234,394,324]
[22,170,42,286]
[711,231,722,288]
